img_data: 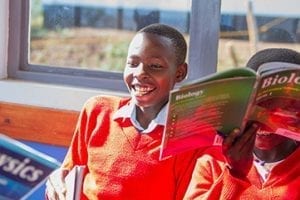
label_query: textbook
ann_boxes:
[65,165,86,200]
[0,133,61,200]
[159,62,300,160]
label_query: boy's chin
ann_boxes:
[132,97,152,108]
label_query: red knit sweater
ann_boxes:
[184,146,300,200]
[62,95,203,200]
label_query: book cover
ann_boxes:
[160,67,257,160]
[0,133,61,200]
[159,63,300,160]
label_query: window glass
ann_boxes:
[30,0,191,72]
[218,0,300,71]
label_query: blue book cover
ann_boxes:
[0,134,61,200]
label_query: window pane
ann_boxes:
[218,0,300,71]
[29,0,191,72]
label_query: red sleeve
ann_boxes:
[61,95,125,170]
[173,148,208,200]
[61,95,112,169]
[184,147,251,200]
[61,99,90,169]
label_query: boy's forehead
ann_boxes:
[128,33,173,55]
[129,34,145,49]
[130,33,171,47]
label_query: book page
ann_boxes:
[65,165,86,200]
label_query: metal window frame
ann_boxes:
[8,0,220,91]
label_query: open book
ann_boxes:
[159,62,300,160]
[0,133,61,200]
[65,165,86,200]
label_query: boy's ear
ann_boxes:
[175,63,188,82]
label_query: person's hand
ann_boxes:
[222,123,258,178]
[45,168,69,200]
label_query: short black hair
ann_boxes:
[246,48,300,71]
[138,23,187,65]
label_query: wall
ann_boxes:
[0,0,8,78]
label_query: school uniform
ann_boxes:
[184,146,300,200]
[62,95,203,200]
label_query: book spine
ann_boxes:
[241,76,260,131]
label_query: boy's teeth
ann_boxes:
[135,86,151,92]
[133,85,154,96]
[257,130,272,136]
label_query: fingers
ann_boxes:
[46,178,66,200]
[223,123,258,153]
[222,123,259,177]
[45,180,58,200]
[233,123,258,151]
[45,168,68,200]
[222,128,240,153]
[240,124,258,153]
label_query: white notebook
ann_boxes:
[65,165,86,200]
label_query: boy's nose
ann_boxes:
[134,63,148,78]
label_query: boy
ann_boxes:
[184,48,300,200]
[45,23,202,200]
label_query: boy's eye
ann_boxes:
[126,62,139,67]
[149,64,163,69]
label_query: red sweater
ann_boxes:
[184,146,300,200]
[62,95,203,200]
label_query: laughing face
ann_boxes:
[123,32,187,113]
[255,123,289,150]
[255,97,300,150]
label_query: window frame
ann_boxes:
[8,0,220,92]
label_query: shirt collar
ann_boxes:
[113,100,167,133]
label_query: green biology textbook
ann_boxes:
[160,62,300,160]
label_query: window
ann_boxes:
[8,1,300,92]
[30,0,190,72]
[8,0,220,92]
[218,0,300,71]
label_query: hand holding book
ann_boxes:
[45,168,69,200]
[223,123,258,178]
[65,165,86,200]
[46,165,86,200]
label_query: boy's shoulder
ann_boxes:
[197,146,225,162]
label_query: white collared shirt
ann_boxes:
[113,100,167,134]
[253,153,283,182]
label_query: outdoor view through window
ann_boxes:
[30,0,300,73]
[29,0,191,72]
[218,0,300,71]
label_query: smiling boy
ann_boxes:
[45,23,202,200]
